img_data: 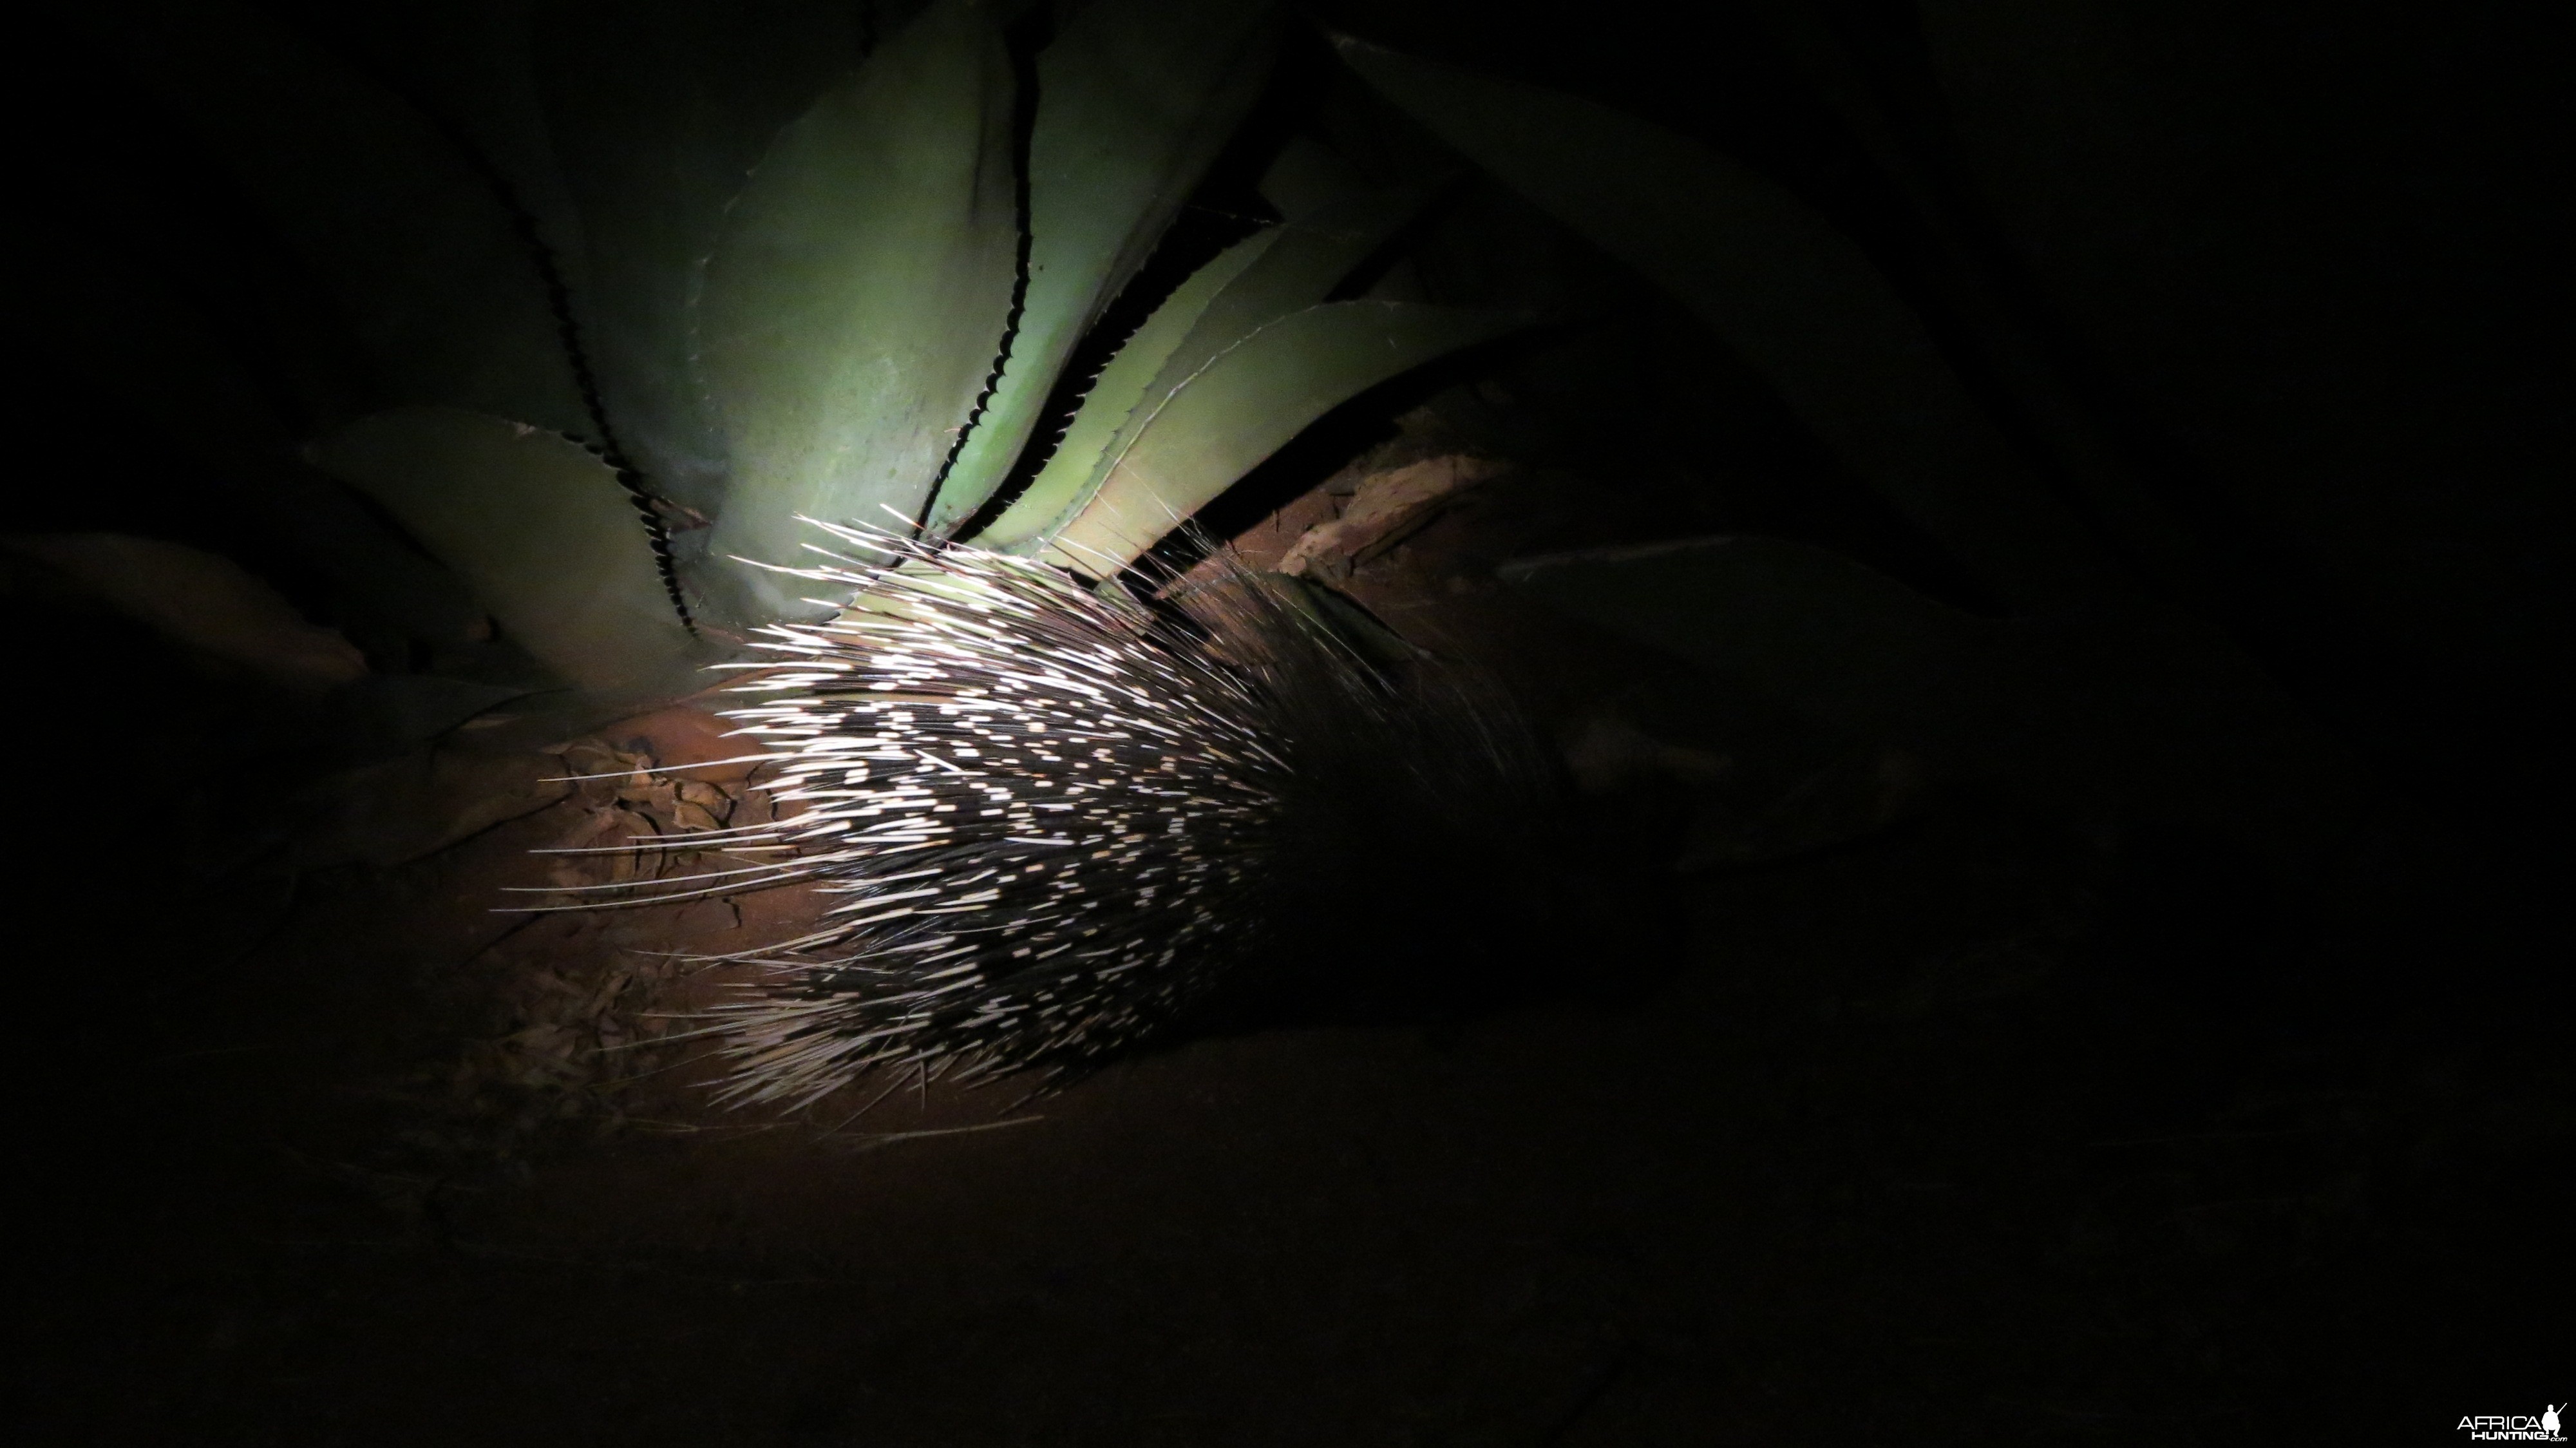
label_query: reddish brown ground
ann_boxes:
[19,447,2564,1445]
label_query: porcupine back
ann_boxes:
[538,520,1553,1112]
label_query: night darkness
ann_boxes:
[10,1,2568,1443]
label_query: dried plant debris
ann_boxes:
[409,940,697,1163]
[1676,746,1926,871]
[540,737,761,891]
[1276,453,1504,580]
[1851,923,2083,1020]
[456,951,680,1109]
[1560,708,1923,870]
[394,736,770,1160]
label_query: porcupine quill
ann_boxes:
[519,519,1553,1112]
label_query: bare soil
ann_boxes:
[17,455,2565,1446]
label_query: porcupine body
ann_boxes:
[574,521,1550,1112]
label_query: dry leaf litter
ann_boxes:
[400,736,767,1163]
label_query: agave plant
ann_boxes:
[111,0,1522,733]
[80,0,2346,882]
[1331,33,2351,868]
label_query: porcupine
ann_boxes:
[542,520,1555,1112]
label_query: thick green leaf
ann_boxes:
[531,0,881,520]
[1041,301,1526,575]
[924,0,1280,535]
[1499,535,2351,873]
[1151,185,1437,392]
[980,185,1435,555]
[696,0,1018,624]
[284,0,593,312]
[119,0,592,440]
[0,533,369,694]
[1336,37,2115,613]
[1258,136,1373,224]
[45,229,489,647]
[307,407,706,694]
[970,231,1278,549]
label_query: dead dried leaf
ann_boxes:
[1278,454,1502,576]
[676,780,732,819]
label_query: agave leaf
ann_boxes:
[531,0,881,520]
[696,0,1018,625]
[924,0,1282,535]
[970,231,1280,550]
[287,0,592,311]
[118,0,592,441]
[1334,37,2112,613]
[982,185,1437,555]
[1258,136,1373,224]
[1155,184,1439,388]
[307,407,706,695]
[1504,533,2354,870]
[44,227,491,647]
[1041,301,1526,575]
[0,533,369,695]
[238,460,493,650]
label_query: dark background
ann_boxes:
[11,1,2568,1442]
